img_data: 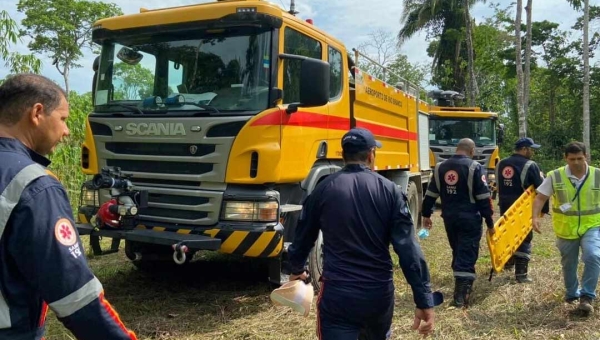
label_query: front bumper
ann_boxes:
[75,217,284,258]
[76,223,222,250]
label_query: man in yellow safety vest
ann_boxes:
[533,141,600,314]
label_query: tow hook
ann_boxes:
[172,242,189,265]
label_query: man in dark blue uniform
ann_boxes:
[421,138,495,308]
[287,128,435,340]
[496,137,548,283]
[0,74,137,339]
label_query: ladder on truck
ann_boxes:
[350,48,423,100]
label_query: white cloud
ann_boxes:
[0,0,586,94]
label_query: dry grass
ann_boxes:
[43,210,600,340]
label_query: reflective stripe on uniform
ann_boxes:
[425,190,439,198]
[467,160,479,204]
[514,251,531,260]
[454,271,476,279]
[0,163,48,329]
[495,164,500,185]
[48,277,103,318]
[434,162,442,193]
[551,207,600,216]
[476,193,490,200]
[0,164,48,239]
[550,170,569,204]
[521,160,534,190]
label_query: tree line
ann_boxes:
[362,1,598,170]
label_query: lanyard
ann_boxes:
[570,169,590,202]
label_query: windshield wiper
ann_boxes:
[179,102,221,114]
[104,103,144,115]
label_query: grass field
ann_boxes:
[43,210,600,340]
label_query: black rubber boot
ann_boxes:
[452,278,473,308]
[515,257,533,283]
[452,278,464,307]
[504,256,515,271]
[463,280,473,308]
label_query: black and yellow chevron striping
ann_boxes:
[134,225,283,258]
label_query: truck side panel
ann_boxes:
[352,68,418,171]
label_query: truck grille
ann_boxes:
[91,117,247,226]
[139,207,209,221]
[105,142,215,157]
[106,159,213,175]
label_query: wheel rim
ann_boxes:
[409,193,418,225]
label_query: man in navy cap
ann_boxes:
[496,137,548,282]
[287,127,436,339]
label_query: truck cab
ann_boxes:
[426,90,502,192]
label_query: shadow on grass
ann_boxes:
[93,253,277,339]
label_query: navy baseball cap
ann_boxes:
[341,128,382,152]
[515,137,541,149]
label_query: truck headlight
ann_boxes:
[221,201,278,222]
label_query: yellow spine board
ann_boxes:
[486,185,536,273]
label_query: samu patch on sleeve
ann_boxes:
[54,218,77,247]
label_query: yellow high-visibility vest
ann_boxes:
[550,166,600,239]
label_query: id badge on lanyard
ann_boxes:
[563,170,591,212]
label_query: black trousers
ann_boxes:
[317,280,394,340]
[443,214,483,280]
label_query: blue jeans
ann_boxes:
[556,227,600,300]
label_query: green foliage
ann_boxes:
[473,3,600,168]
[472,16,512,112]
[17,0,122,95]
[398,0,485,92]
[48,91,92,212]
[112,63,155,100]
[0,10,41,76]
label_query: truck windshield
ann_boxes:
[429,119,497,147]
[94,26,272,115]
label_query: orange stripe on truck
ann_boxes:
[251,110,417,141]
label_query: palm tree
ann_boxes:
[398,0,483,95]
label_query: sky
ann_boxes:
[0,0,586,94]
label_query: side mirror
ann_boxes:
[116,46,143,65]
[92,56,100,105]
[279,53,330,114]
[497,124,505,144]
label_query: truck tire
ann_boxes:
[308,230,324,293]
[407,181,420,228]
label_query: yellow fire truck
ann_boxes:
[76,0,433,290]
[426,90,504,197]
